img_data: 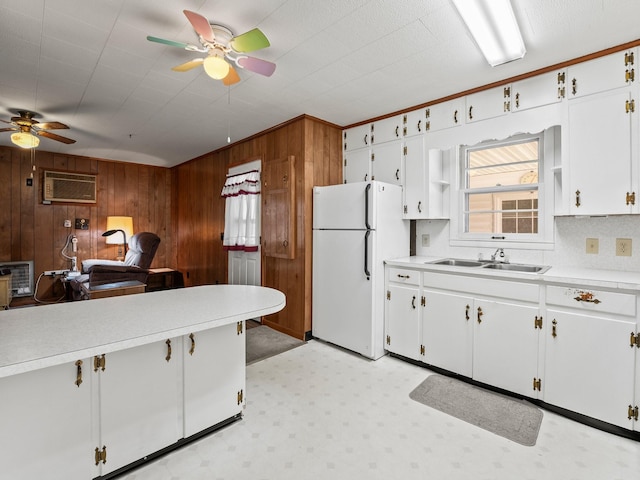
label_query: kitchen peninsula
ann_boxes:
[0,285,286,480]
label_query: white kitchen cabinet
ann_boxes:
[472,298,540,398]
[567,48,636,99]
[402,139,448,219]
[343,146,371,183]
[97,338,181,477]
[183,323,245,437]
[512,70,566,112]
[544,286,638,429]
[0,360,93,480]
[403,108,429,137]
[465,85,511,123]
[385,267,422,361]
[371,140,403,185]
[421,288,473,377]
[424,97,465,132]
[567,87,637,215]
[371,115,403,145]
[343,124,372,152]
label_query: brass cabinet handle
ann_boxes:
[397,274,410,279]
[364,134,368,145]
[395,169,400,180]
[189,333,196,356]
[417,119,422,132]
[552,319,557,338]
[468,105,473,120]
[477,306,483,324]
[411,295,416,309]
[417,201,422,213]
[575,190,581,208]
[454,110,458,124]
[395,126,399,137]
[165,339,172,362]
[75,360,83,387]
[465,305,470,321]
[572,78,577,95]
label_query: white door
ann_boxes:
[227,160,261,286]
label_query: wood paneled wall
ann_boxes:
[0,146,173,301]
[172,115,342,339]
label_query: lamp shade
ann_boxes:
[11,132,40,149]
[203,54,230,79]
[104,216,134,245]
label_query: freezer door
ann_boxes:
[312,229,379,358]
[313,181,374,230]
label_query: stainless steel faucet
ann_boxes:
[491,248,507,262]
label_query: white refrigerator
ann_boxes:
[312,181,409,359]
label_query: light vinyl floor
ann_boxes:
[120,339,640,480]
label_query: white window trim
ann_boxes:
[449,126,558,250]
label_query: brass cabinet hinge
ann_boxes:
[421,296,426,307]
[534,316,543,329]
[625,51,635,66]
[386,290,391,300]
[237,321,244,335]
[343,158,347,167]
[625,99,635,113]
[237,389,244,405]
[533,377,542,391]
[630,332,640,348]
[628,405,639,421]
[371,152,375,162]
[503,86,510,98]
[403,114,407,124]
[626,191,636,206]
[420,344,425,356]
[557,71,566,84]
[94,446,107,466]
[93,354,106,372]
[558,86,565,99]
[503,101,510,112]
[626,68,635,83]
[386,334,391,345]
[403,205,408,214]
[403,146,407,156]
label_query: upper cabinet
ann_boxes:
[512,70,566,112]
[567,48,636,99]
[403,109,429,137]
[465,85,511,123]
[424,98,465,132]
[371,115,403,145]
[343,124,372,152]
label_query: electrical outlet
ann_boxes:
[616,238,632,257]
[44,269,70,277]
[586,238,599,254]
[421,234,430,247]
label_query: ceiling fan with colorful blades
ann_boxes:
[0,110,76,148]
[147,10,276,85]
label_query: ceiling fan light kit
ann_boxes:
[452,0,525,67]
[147,10,276,85]
[11,132,40,149]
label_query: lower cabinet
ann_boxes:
[544,286,638,429]
[0,323,246,480]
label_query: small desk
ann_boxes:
[80,280,146,299]
[146,268,184,291]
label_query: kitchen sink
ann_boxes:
[482,263,550,273]
[430,258,484,267]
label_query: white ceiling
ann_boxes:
[1,0,640,168]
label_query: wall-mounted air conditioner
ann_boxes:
[43,170,97,204]
[0,260,34,297]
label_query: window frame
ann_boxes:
[450,128,557,249]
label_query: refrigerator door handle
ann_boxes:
[364,230,371,280]
[364,183,371,229]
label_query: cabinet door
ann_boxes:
[386,284,422,360]
[403,109,429,137]
[512,70,566,112]
[473,299,539,398]
[403,135,427,218]
[425,98,465,132]
[568,89,635,215]
[422,289,473,377]
[466,85,511,123]
[371,140,402,185]
[343,124,372,151]
[98,340,181,476]
[0,360,93,480]
[371,115,402,144]
[545,309,636,429]
[184,324,245,437]
[567,49,635,99]
[263,156,296,259]
[343,147,371,184]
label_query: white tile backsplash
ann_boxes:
[415,216,640,272]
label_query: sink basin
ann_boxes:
[482,263,549,273]
[430,258,484,267]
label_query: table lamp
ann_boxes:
[103,216,133,260]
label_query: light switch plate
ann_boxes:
[421,234,430,247]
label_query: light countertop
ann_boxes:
[0,285,286,378]
[386,256,640,291]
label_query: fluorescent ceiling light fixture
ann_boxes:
[452,0,526,66]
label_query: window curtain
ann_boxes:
[221,170,261,252]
